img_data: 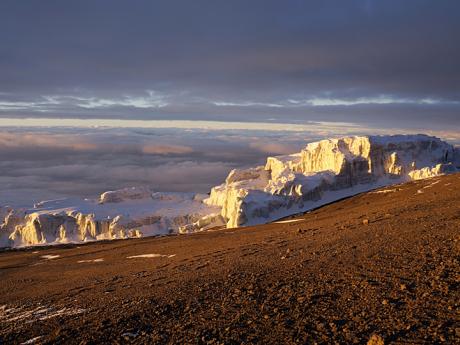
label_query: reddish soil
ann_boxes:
[0,174,459,344]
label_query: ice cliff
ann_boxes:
[0,191,222,248]
[1,134,459,248]
[203,135,459,228]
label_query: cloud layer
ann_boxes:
[0,127,309,206]
[1,125,458,207]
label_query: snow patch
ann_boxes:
[126,254,176,259]
[99,186,152,203]
[20,336,43,345]
[40,255,60,260]
[423,180,441,189]
[372,189,396,194]
[273,219,304,224]
[77,258,104,263]
[0,304,84,323]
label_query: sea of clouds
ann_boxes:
[0,121,458,207]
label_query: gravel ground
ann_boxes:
[0,173,459,344]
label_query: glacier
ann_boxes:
[1,134,459,248]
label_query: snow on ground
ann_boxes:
[0,304,85,323]
[31,192,215,222]
[20,336,43,345]
[243,178,402,227]
[273,219,304,224]
[77,258,104,263]
[126,254,176,259]
[423,180,441,189]
[40,255,60,260]
[372,189,397,194]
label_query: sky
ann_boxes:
[0,1,459,205]
[0,0,459,129]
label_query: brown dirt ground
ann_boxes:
[0,173,459,344]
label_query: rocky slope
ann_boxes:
[0,173,459,344]
[1,134,459,247]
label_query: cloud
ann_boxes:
[0,127,242,205]
[71,91,169,109]
[212,101,284,108]
[0,91,169,112]
[248,141,301,155]
[211,96,459,108]
[0,130,195,156]
[0,131,100,152]
[0,1,459,129]
[288,97,457,107]
[141,144,193,155]
[1,125,459,207]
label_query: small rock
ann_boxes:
[316,323,325,331]
[329,322,338,333]
[122,331,138,339]
[400,284,407,291]
[367,334,384,345]
[382,299,388,305]
[362,219,370,225]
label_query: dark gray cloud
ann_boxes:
[0,0,459,129]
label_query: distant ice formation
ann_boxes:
[1,134,459,247]
[202,135,459,229]
[0,192,222,248]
